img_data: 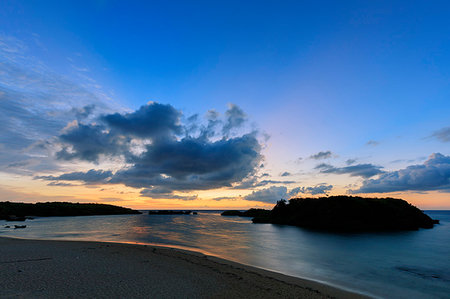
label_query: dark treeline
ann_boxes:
[221,196,439,231]
[221,208,270,218]
[0,202,141,220]
[252,196,438,231]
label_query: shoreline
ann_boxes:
[0,236,370,298]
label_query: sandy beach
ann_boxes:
[0,237,367,298]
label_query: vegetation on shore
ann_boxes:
[221,208,270,218]
[0,202,141,220]
[222,196,439,231]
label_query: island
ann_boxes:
[222,196,439,231]
[0,201,141,221]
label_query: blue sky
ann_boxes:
[0,1,449,209]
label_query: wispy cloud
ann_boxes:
[317,163,384,178]
[309,150,333,160]
[0,34,119,173]
[36,169,113,183]
[309,151,333,160]
[366,140,379,146]
[430,126,450,143]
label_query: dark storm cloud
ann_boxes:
[53,102,264,193]
[351,153,450,193]
[310,151,333,160]
[36,169,113,183]
[318,163,384,178]
[102,103,182,139]
[111,132,262,190]
[57,123,128,163]
[431,127,450,142]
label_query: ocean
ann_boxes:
[1,210,449,298]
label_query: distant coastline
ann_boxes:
[0,202,141,221]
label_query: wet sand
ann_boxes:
[0,237,368,298]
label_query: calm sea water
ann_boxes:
[1,210,449,298]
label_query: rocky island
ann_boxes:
[223,196,439,231]
[0,202,141,220]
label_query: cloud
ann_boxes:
[198,109,221,139]
[314,163,333,170]
[140,188,198,201]
[231,178,295,189]
[222,103,247,135]
[280,171,291,177]
[111,132,262,191]
[346,159,357,165]
[243,184,333,203]
[210,196,239,201]
[55,102,263,193]
[318,163,384,178]
[72,104,96,120]
[366,140,379,146]
[102,103,182,139]
[351,153,450,193]
[36,169,113,183]
[47,182,76,187]
[390,157,426,164]
[0,34,118,172]
[244,186,288,203]
[310,151,332,160]
[431,127,450,142]
[289,184,333,196]
[57,123,128,162]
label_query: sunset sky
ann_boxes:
[1,1,449,209]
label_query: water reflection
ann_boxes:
[1,211,449,299]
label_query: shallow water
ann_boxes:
[1,210,449,298]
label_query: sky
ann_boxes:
[0,0,449,209]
